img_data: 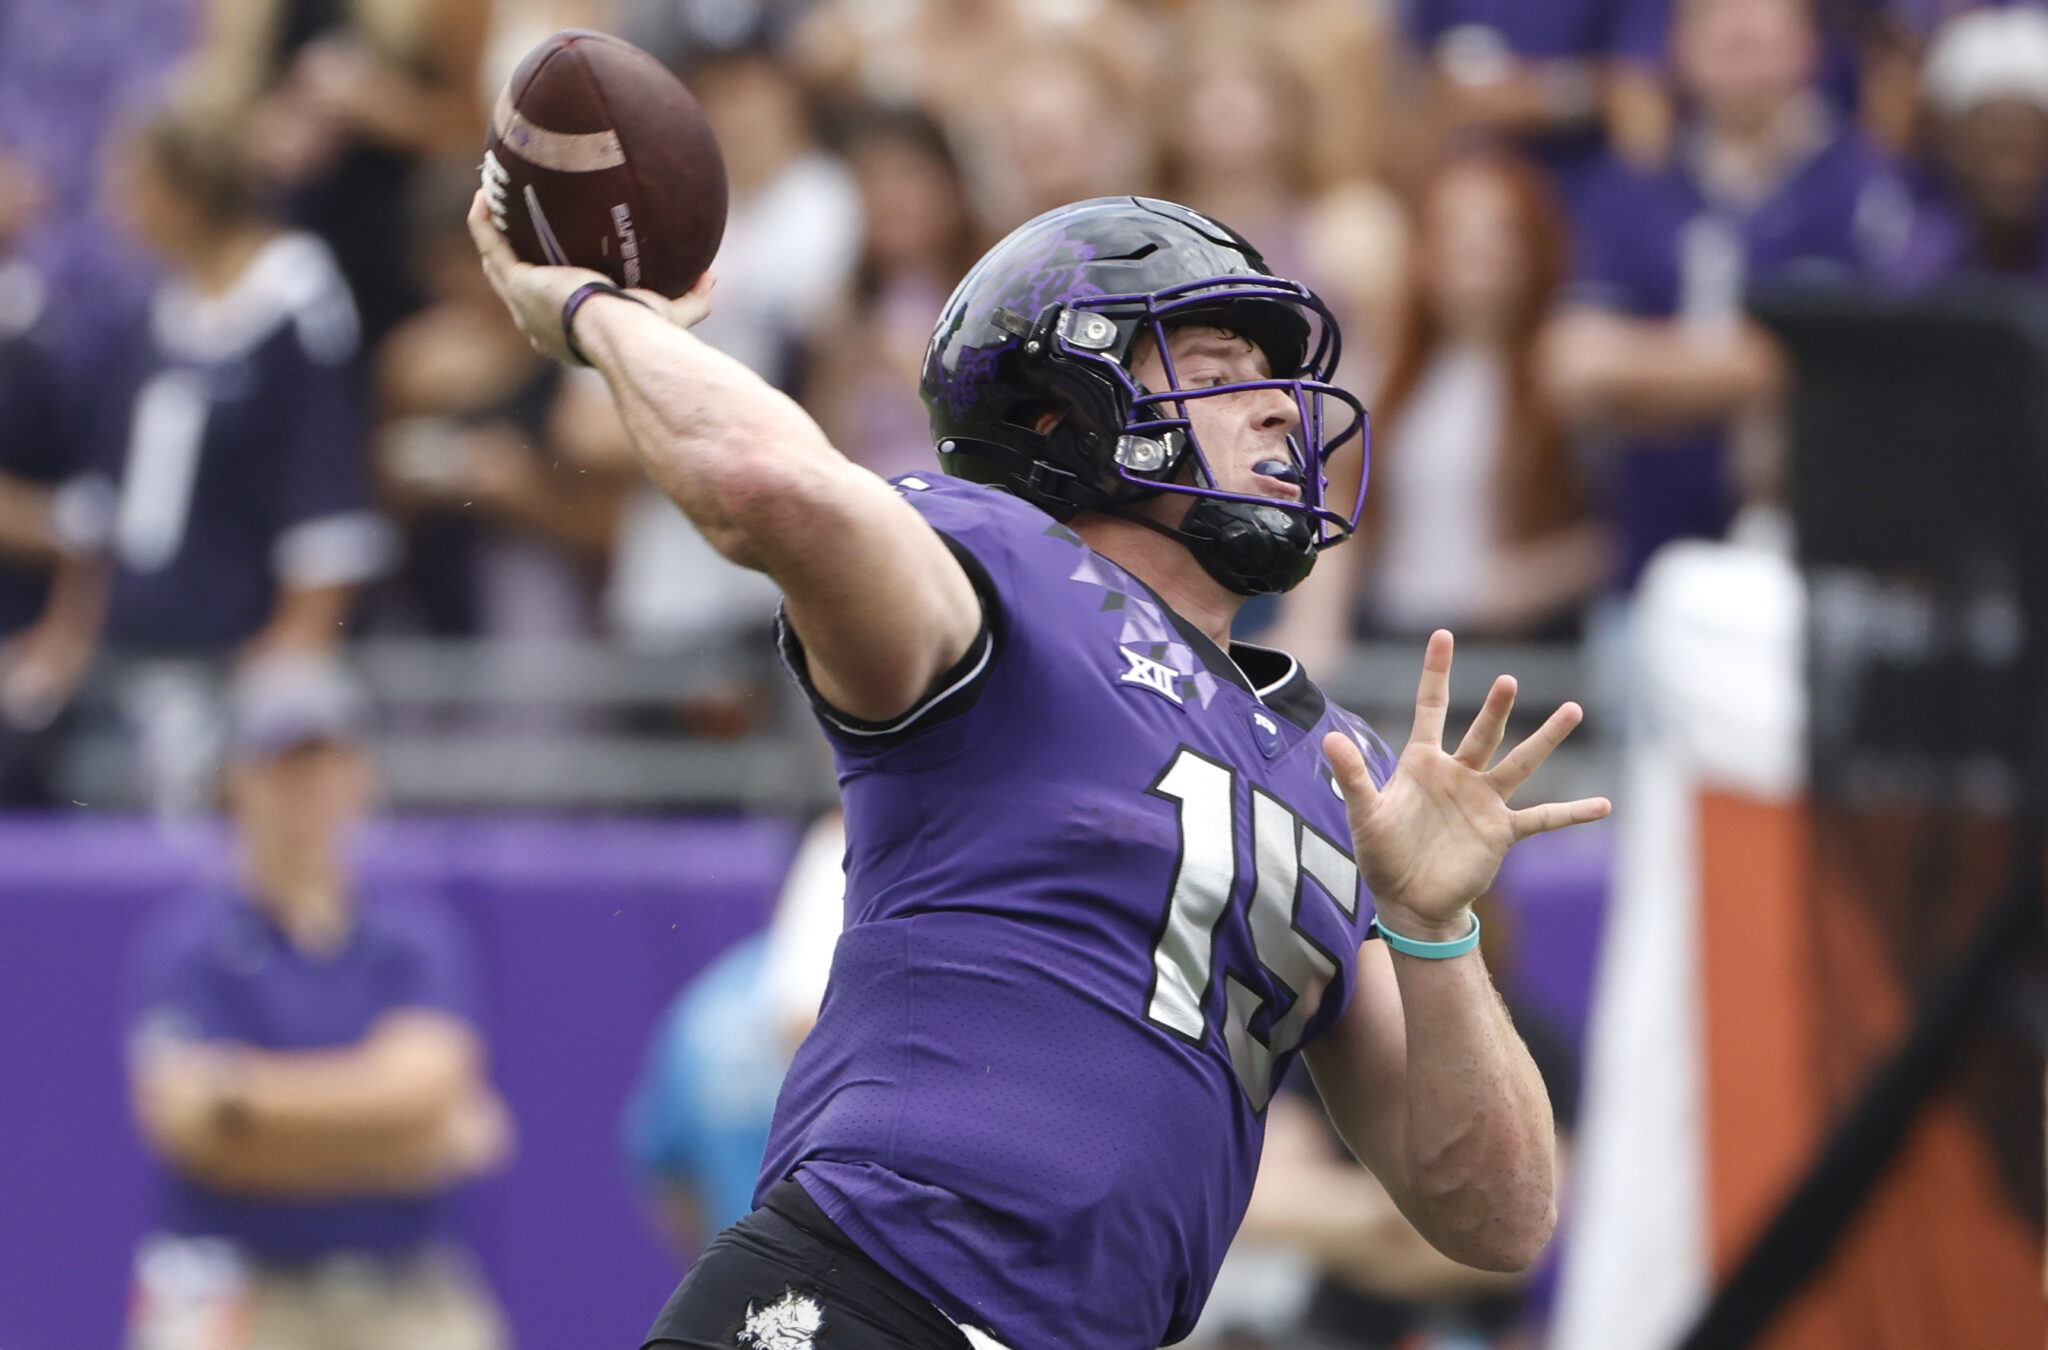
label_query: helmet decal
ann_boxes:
[992,232,1108,327]
[923,197,1371,595]
[939,344,1006,422]
[937,232,1109,421]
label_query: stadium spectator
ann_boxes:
[182,0,491,344]
[373,159,636,638]
[1151,15,1409,413]
[1891,5,2048,285]
[1229,0,1402,185]
[0,150,89,805]
[0,0,189,385]
[1836,0,1993,156]
[123,655,511,1350]
[88,107,392,655]
[1539,0,1915,593]
[60,107,393,808]
[602,41,857,657]
[965,39,1153,232]
[801,107,981,481]
[617,0,811,71]
[624,933,790,1262]
[1400,0,1678,199]
[623,810,846,1258]
[1275,151,1606,673]
[784,0,1153,131]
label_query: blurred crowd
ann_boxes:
[5,0,2048,804]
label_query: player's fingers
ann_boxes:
[1488,701,1584,797]
[466,190,518,285]
[630,269,717,330]
[1511,795,1612,840]
[1452,673,1516,770]
[1322,731,1380,815]
[680,270,718,327]
[1408,629,1454,750]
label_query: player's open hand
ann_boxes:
[1322,630,1610,942]
[466,190,716,365]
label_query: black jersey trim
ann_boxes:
[774,532,1001,748]
[1231,641,1328,731]
[1248,650,1299,697]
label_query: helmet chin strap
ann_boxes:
[1116,496,1322,597]
[941,433,1328,595]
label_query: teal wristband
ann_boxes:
[1371,910,1481,959]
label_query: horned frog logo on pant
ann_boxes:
[737,1289,825,1350]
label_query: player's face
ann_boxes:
[1128,323,1305,511]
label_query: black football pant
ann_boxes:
[642,1178,977,1350]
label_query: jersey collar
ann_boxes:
[1133,575,1329,731]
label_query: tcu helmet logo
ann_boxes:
[480,150,512,233]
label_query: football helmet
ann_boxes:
[921,196,1368,595]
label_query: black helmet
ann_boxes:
[921,196,1368,595]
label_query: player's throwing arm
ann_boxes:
[466,193,979,725]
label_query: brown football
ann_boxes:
[482,30,727,297]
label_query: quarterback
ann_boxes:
[469,192,1609,1350]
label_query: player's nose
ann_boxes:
[1251,384,1299,435]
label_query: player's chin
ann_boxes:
[1242,482,1304,505]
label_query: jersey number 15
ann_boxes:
[1145,747,1360,1111]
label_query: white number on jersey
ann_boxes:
[1145,747,1359,1109]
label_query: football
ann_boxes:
[482,30,727,297]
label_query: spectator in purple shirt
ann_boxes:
[1891,4,2048,286]
[83,106,394,657]
[1540,0,1914,591]
[1403,0,1678,202]
[0,148,92,804]
[124,655,510,1350]
[0,0,190,385]
[31,104,395,807]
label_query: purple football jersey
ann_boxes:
[761,474,1397,1350]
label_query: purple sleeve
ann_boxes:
[257,318,395,591]
[123,900,234,1049]
[371,892,483,1024]
[273,343,372,534]
[773,478,1011,760]
[1566,161,1659,312]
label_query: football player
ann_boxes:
[468,191,1610,1350]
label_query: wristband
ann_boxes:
[561,281,651,366]
[1371,910,1481,959]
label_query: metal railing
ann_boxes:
[59,637,1613,811]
